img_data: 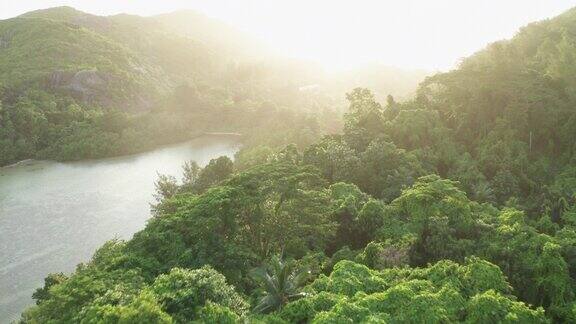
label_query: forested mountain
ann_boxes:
[18,6,576,324]
[20,7,231,83]
[418,7,576,216]
[0,6,425,167]
[0,16,154,105]
[0,7,227,165]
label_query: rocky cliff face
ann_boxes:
[47,69,154,111]
[49,70,110,101]
[0,34,11,49]
[68,70,108,94]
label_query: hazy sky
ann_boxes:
[1,1,575,71]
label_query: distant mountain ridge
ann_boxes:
[0,6,427,166]
[14,6,247,108]
[0,6,264,165]
[2,6,427,110]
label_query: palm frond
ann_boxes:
[250,255,309,313]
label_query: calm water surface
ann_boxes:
[0,136,240,322]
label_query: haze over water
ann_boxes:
[0,136,240,323]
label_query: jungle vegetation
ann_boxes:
[0,7,424,167]
[16,5,576,324]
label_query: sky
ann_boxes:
[1,0,575,71]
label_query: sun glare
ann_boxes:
[189,0,574,71]
[2,0,574,71]
[4,1,576,322]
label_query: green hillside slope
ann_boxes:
[0,7,283,166]
[0,17,153,106]
[416,7,576,215]
[0,7,425,167]
[20,7,224,85]
[18,6,576,324]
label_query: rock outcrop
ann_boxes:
[48,69,110,100]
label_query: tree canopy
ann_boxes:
[17,5,576,324]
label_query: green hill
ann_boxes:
[415,7,576,215]
[0,16,153,106]
[14,5,576,324]
[20,7,225,86]
[0,7,257,166]
[0,7,425,167]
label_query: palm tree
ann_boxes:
[472,182,495,203]
[250,256,309,313]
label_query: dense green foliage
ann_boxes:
[0,7,424,167]
[20,153,576,322]
[251,256,309,313]
[0,7,341,166]
[17,6,576,324]
[277,258,546,323]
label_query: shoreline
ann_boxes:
[2,159,36,168]
[0,134,242,323]
[0,132,243,170]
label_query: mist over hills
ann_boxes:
[6,4,576,324]
[11,6,427,105]
[0,6,426,166]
